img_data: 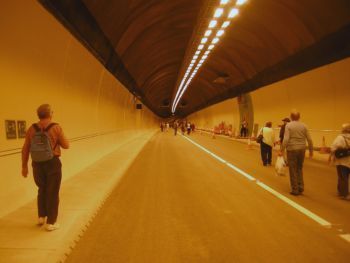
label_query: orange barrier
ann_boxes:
[246,138,253,150]
[319,136,331,154]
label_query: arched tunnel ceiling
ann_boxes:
[39,0,350,118]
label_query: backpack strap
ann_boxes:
[32,122,57,132]
[44,122,57,132]
[32,123,41,132]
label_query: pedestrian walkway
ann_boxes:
[0,132,155,263]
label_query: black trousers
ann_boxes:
[240,127,248,137]
[336,165,350,197]
[32,157,62,224]
[260,142,272,165]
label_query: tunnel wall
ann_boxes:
[189,98,241,135]
[0,1,158,217]
[189,57,350,146]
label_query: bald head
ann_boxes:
[290,110,300,121]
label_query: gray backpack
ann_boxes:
[30,123,57,162]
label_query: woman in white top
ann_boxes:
[259,122,275,166]
[329,123,350,200]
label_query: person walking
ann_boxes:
[240,119,248,137]
[173,121,178,136]
[21,104,69,231]
[279,117,290,144]
[187,122,191,135]
[281,110,313,196]
[329,123,350,200]
[258,122,275,166]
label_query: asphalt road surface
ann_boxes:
[66,131,350,263]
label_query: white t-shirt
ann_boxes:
[260,127,275,147]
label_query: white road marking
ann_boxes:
[182,135,332,228]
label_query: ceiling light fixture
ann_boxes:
[208,20,218,28]
[216,29,225,36]
[204,30,212,36]
[212,37,220,44]
[236,0,247,6]
[214,8,224,18]
[228,8,239,18]
[220,0,230,4]
[222,21,230,28]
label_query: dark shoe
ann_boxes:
[290,192,299,196]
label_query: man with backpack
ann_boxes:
[21,104,69,231]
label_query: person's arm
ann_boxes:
[272,129,276,146]
[57,126,69,149]
[305,128,313,158]
[281,125,290,152]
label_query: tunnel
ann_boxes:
[0,0,350,262]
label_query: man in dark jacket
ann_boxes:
[279,117,290,144]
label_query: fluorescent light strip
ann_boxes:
[172,1,249,113]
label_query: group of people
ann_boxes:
[257,110,350,200]
[160,122,170,132]
[20,104,349,234]
[161,121,195,136]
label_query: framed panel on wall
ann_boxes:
[5,120,17,139]
[17,121,27,138]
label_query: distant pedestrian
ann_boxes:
[258,122,275,166]
[21,104,69,231]
[160,122,164,132]
[329,123,350,200]
[281,110,313,196]
[187,122,191,135]
[279,117,290,144]
[240,119,248,137]
[181,123,185,135]
[174,121,178,136]
[191,123,195,133]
